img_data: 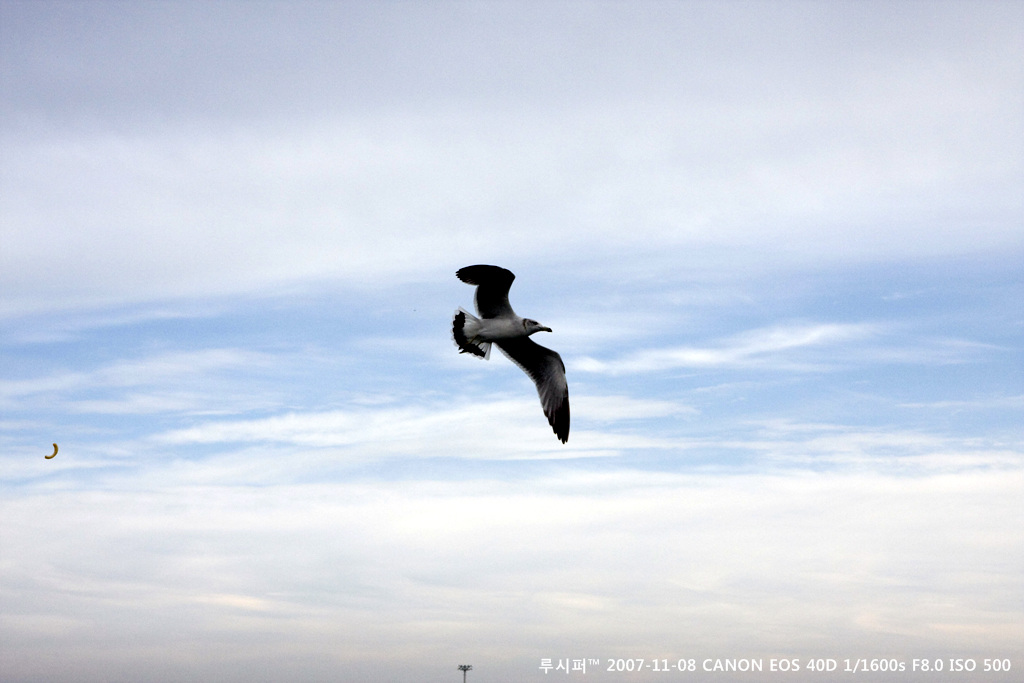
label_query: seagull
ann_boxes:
[453,265,569,443]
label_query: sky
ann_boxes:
[1,1,1022,681]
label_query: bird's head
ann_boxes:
[523,318,552,335]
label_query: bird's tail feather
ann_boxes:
[453,308,491,359]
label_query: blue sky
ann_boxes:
[2,1,1022,681]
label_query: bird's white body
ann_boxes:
[455,308,541,360]
[462,311,522,341]
[457,308,550,342]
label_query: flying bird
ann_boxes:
[453,265,569,443]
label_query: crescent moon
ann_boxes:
[46,443,57,459]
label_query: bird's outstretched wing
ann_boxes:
[456,265,516,319]
[497,337,570,443]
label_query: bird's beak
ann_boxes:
[540,326,552,333]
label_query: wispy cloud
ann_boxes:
[575,322,876,374]
[0,348,277,414]
[150,394,700,461]
[899,394,1024,411]
[572,394,698,421]
[735,419,1024,473]
[574,320,1011,375]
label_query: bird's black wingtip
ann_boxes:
[456,264,515,286]
[553,399,570,443]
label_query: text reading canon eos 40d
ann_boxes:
[591,657,1014,674]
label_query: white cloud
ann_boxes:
[575,322,876,374]
[3,0,1021,316]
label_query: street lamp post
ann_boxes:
[458,664,473,683]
